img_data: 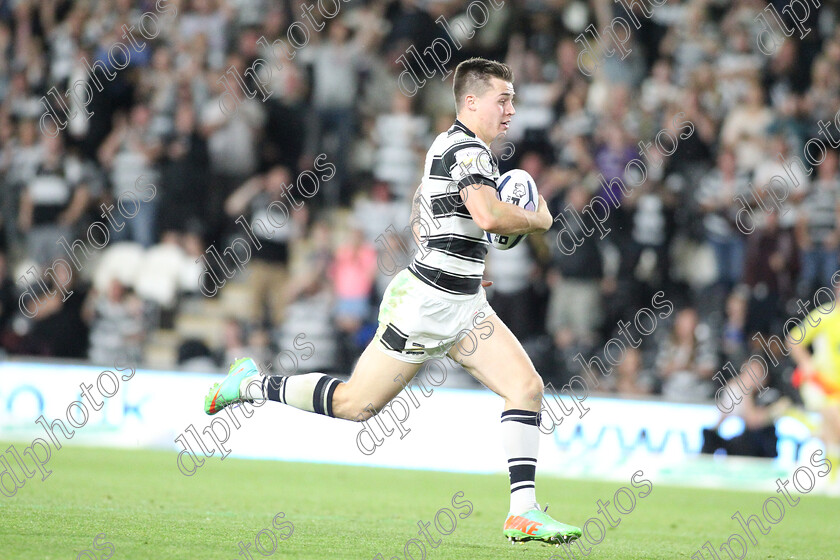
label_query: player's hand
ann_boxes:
[534,195,553,233]
[481,280,493,288]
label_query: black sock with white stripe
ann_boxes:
[501,409,540,515]
[263,373,341,418]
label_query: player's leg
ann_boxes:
[821,403,840,484]
[450,313,543,411]
[448,313,581,543]
[206,268,428,419]
[331,343,424,420]
[800,383,840,486]
[205,341,422,421]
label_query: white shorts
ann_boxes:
[373,268,495,364]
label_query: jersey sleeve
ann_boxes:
[444,143,496,191]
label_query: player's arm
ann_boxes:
[408,183,424,239]
[461,182,552,235]
[448,144,551,235]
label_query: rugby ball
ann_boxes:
[486,169,537,250]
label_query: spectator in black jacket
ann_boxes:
[546,185,603,349]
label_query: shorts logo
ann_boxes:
[404,343,426,355]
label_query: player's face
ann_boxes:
[475,77,515,143]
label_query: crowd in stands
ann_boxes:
[0,0,838,414]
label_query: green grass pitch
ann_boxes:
[0,443,835,559]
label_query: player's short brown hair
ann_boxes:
[453,58,514,112]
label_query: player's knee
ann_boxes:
[510,371,543,404]
[525,373,545,400]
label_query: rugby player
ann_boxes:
[787,288,840,488]
[204,57,582,544]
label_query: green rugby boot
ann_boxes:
[503,506,582,545]
[204,357,260,415]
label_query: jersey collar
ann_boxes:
[450,119,477,138]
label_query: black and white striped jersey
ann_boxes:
[408,119,500,295]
